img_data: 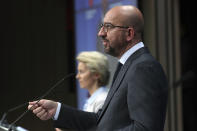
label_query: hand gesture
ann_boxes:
[28,99,58,120]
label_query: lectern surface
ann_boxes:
[0,125,9,131]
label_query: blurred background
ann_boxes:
[0,0,196,131]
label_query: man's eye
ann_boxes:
[105,24,112,28]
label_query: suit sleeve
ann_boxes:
[54,104,98,130]
[122,61,168,131]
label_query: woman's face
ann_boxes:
[76,62,97,89]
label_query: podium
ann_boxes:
[0,125,8,131]
[0,124,28,131]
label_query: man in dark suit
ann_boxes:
[28,5,168,131]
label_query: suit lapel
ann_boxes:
[97,47,149,123]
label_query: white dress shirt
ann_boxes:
[119,42,144,65]
[83,87,109,113]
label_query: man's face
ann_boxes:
[98,10,128,58]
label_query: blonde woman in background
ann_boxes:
[76,51,110,113]
[56,51,110,131]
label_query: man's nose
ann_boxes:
[98,27,106,37]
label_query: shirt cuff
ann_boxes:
[53,102,61,120]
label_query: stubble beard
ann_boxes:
[104,36,128,58]
[104,45,119,57]
[104,41,127,58]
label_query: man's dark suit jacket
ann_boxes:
[54,47,168,131]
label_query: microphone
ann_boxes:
[0,102,29,131]
[0,102,28,125]
[173,71,195,88]
[7,73,75,131]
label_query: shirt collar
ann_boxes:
[119,42,144,65]
[86,87,108,104]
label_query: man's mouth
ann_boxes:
[103,41,108,47]
[102,39,108,46]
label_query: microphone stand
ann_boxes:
[0,103,28,125]
[0,103,29,131]
[8,73,75,131]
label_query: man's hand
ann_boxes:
[28,99,58,120]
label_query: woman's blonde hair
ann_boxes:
[76,51,110,86]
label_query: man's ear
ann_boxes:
[127,27,135,41]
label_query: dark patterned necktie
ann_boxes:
[112,62,123,85]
